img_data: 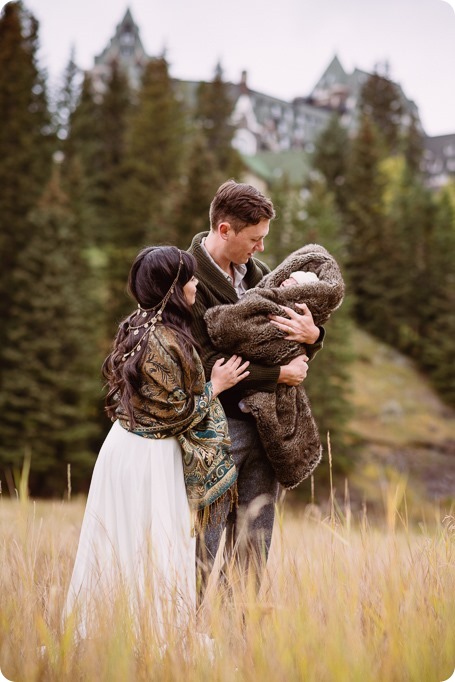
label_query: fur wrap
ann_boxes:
[204,243,345,489]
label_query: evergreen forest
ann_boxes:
[1,1,454,497]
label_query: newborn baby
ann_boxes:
[280,270,320,288]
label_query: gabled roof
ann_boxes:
[424,133,455,156]
[349,67,418,112]
[122,8,134,24]
[310,54,348,93]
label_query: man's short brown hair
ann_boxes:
[209,179,276,234]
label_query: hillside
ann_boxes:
[345,328,455,508]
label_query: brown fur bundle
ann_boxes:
[204,244,345,488]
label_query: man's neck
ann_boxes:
[204,231,233,276]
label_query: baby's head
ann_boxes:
[280,270,319,287]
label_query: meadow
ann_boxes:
[0,478,454,682]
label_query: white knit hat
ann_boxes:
[288,270,319,285]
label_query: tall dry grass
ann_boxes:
[0,478,454,682]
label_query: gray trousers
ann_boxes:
[196,417,280,598]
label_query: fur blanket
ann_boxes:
[204,244,345,489]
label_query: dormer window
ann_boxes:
[120,31,135,56]
[120,32,134,46]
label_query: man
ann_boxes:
[188,179,324,594]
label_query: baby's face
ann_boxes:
[280,277,297,287]
[280,272,319,287]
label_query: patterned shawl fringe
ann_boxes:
[192,482,238,536]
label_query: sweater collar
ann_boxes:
[189,232,266,293]
[200,236,248,297]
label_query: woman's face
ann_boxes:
[183,275,198,305]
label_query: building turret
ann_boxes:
[90,8,149,93]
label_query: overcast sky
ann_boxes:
[8,0,455,137]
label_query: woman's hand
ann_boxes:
[269,304,320,344]
[210,355,250,397]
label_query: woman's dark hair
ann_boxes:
[102,246,199,426]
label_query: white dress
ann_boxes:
[65,420,195,642]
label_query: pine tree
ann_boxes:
[95,55,187,327]
[312,114,350,214]
[401,111,424,176]
[343,114,388,332]
[358,70,404,153]
[54,48,81,143]
[0,168,102,494]
[298,182,354,480]
[172,132,223,248]
[419,189,455,405]
[97,63,133,326]
[381,164,436,353]
[123,56,186,243]
[62,72,105,241]
[60,64,133,330]
[194,63,244,178]
[266,176,304,269]
[57,66,130,446]
[0,1,54,384]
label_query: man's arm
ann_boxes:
[192,291,280,393]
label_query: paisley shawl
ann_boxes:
[116,325,237,515]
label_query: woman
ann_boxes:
[65,245,249,644]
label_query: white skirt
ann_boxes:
[65,420,195,641]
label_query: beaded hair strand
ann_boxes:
[122,250,184,361]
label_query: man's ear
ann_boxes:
[219,222,231,240]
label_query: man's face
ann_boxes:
[222,219,270,265]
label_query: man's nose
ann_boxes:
[254,239,265,252]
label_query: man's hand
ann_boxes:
[277,354,309,386]
[269,304,320,344]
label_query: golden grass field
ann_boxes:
[0,480,454,682]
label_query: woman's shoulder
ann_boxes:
[146,324,193,365]
[139,325,184,378]
[147,324,180,352]
[142,324,202,383]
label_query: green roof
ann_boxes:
[241,149,311,186]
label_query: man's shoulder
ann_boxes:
[187,231,269,293]
[188,232,225,284]
[187,232,217,277]
[250,257,270,276]
[245,256,270,288]
[187,231,208,257]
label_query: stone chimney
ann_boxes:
[240,70,248,93]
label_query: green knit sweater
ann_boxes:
[188,231,324,419]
